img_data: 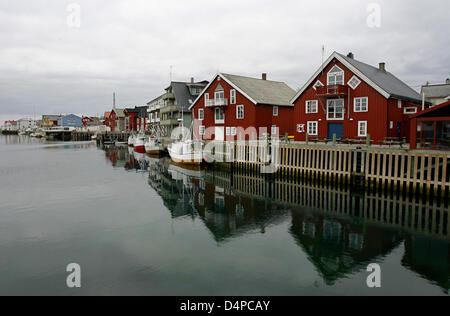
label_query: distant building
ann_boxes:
[124,106,148,132]
[147,95,164,135]
[3,121,18,131]
[42,115,62,127]
[82,116,101,127]
[421,79,450,106]
[291,52,427,143]
[62,114,83,128]
[18,118,38,130]
[109,109,125,132]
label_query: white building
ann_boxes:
[18,118,38,130]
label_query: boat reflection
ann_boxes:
[102,146,449,293]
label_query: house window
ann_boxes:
[271,125,278,135]
[328,65,344,85]
[398,100,402,109]
[313,80,324,90]
[327,99,345,120]
[215,91,225,101]
[231,127,237,136]
[307,121,318,136]
[306,100,318,114]
[358,121,367,137]
[215,108,225,124]
[273,106,279,117]
[230,90,236,104]
[226,127,231,136]
[236,105,244,119]
[354,97,368,112]
[199,125,205,135]
[348,76,361,90]
[205,93,209,105]
[404,107,418,115]
[198,109,204,120]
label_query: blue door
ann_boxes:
[328,123,344,140]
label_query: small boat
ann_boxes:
[128,135,136,147]
[91,134,97,141]
[168,140,203,165]
[133,134,146,152]
[145,136,165,155]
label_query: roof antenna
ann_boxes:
[113,92,116,110]
[321,45,325,75]
[170,65,173,83]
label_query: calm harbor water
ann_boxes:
[0,135,448,296]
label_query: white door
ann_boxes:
[214,127,225,141]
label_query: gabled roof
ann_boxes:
[189,73,296,110]
[421,83,450,99]
[410,100,450,119]
[112,108,125,118]
[171,81,209,112]
[291,52,424,104]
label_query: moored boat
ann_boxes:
[145,136,165,155]
[133,134,146,152]
[168,140,203,165]
[128,134,135,147]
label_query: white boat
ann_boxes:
[145,136,165,155]
[128,134,136,147]
[91,134,97,141]
[133,134,146,152]
[168,140,203,165]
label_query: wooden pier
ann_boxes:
[207,141,450,197]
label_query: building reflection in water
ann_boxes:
[103,146,449,293]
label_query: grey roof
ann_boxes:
[421,84,450,99]
[171,81,208,112]
[221,73,296,106]
[337,53,423,103]
[113,108,125,118]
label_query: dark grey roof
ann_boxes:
[221,73,296,106]
[337,53,423,103]
[421,84,450,99]
[171,81,208,112]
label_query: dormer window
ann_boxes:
[328,65,344,85]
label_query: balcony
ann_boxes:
[163,92,175,100]
[316,85,348,97]
[160,105,178,114]
[160,119,179,126]
[205,98,228,107]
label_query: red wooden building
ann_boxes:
[124,106,148,132]
[291,52,426,143]
[190,73,296,141]
[109,109,125,132]
[409,101,450,150]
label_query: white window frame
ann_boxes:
[348,75,361,90]
[231,127,237,136]
[215,108,225,124]
[271,125,278,135]
[198,108,204,121]
[205,93,209,105]
[236,105,244,119]
[354,97,369,112]
[230,89,236,104]
[306,100,318,114]
[327,65,344,86]
[199,125,205,135]
[313,80,324,90]
[398,100,402,109]
[307,121,318,136]
[273,106,279,117]
[404,107,418,115]
[215,91,225,101]
[327,99,345,120]
[226,127,231,136]
[358,121,367,137]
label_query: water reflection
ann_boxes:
[103,146,449,293]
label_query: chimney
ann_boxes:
[191,77,194,83]
[347,52,354,59]
[262,73,267,81]
[379,62,386,72]
[446,78,450,85]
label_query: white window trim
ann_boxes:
[198,108,204,121]
[236,105,244,119]
[271,125,278,135]
[215,108,225,124]
[358,121,367,137]
[398,100,403,109]
[199,125,205,135]
[306,100,318,114]
[326,99,345,121]
[215,91,224,100]
[273,106,279,117]
[307,121,318,136]
[226,127,231,136]
[231,127,237,136]
[354,97,369,113]
[327,65,345,86]
[230,89,236,104]
[404,107,418,115]
[204,93,209,105]
[348,75,361,90]
[313,80,324,90]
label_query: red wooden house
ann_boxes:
[291,52,426,143]
[109,109,125,132]
[409,101,450,150]
[189,73,296,141]
[124,106,148,132]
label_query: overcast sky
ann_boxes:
[0,0,449,120]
